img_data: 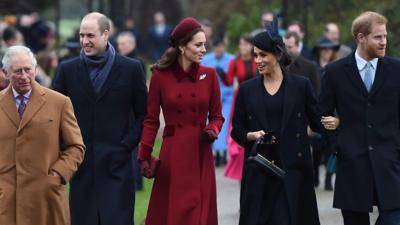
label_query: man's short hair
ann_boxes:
[284,32,300,46]
[288,21,305,33]
[351,11,387,39]
[83,12,111,34]
[117,31,136,43]
[2,45,37,72]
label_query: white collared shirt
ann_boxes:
[12,87,32,109]
[355,51,378,84]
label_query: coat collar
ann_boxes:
[77,54,122,101]
[280,71,297,134]
[172,61,199,82]
[344,53,388,98]
[0,81,46,130]
[256,71,298,135]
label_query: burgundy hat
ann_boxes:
[169,17,201,46]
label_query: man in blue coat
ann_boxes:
[320,11,400,225]
[53,12,147,225]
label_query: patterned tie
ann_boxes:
[17,95,26,118]
[363,62,373,92]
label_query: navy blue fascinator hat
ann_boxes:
[253,15,291,66]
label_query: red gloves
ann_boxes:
[138,144,160,179]
[201,127,218,142]
[140,156,160,179]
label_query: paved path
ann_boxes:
[215,166,378,225]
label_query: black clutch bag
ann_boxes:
[246,133,286,179]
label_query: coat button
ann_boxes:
[297,112,301,118]
[191,93,196,97]
[297,152,303,157]
[249,116,252,120]
[368,146,374,151]
[367,124,372,129]
[295,133,301,138]
[178,124,182,128]
[367,102,372,107]
[178,93,182,98]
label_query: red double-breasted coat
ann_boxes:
[140,62,224,225]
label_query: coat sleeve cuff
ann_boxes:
[138,143,153,161]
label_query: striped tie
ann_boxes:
[17,95,26,118]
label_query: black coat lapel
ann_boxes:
[253,77,270,130]
[344,54,368,97]
[280,73,297,134]
[96,55,121,101]
[77,60,97,100]
[369,58,388,97]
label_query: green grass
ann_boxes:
[134,139,161,225]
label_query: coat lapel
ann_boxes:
[0,86,20,128]
[18,81,46,132]
[369,58,388,97]
[280,73,297,134]
[77,59,97,100]
[96,56,121,101]
[254,77,270,130]
[344,54,369,97]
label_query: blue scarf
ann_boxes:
[80,42,116,94]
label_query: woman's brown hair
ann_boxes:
[152,27,204,70]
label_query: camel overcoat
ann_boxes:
[0,81,85,225]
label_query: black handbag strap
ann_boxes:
[250,136,264,156]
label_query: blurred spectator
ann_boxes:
[284,31,320,93]
[2,26,24,47]
[200,19,213,50]
[59,30,81,63]
[287,21,314,60]
[252,11,286,37]
[0,61,8,90]
[34,20,58,85]
[284,32,328,191]
[116,31,146,77]
[324,22,352,59]
[121,16,145,55]
[116,31,146,191]
[251,11,274,36]
[202,34,234,167]
[147,11,172,62]
[1,26,24,57]
[312,36,340,68]
[16,12,52,53]
[224,33,257,181]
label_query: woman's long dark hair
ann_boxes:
[151,27,204,70]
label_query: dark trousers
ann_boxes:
[342,209,400,225]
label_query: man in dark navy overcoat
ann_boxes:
[53,12,147,225]
[320,11,400,225]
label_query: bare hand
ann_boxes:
[321,116,340,130]
[246,130,266,141]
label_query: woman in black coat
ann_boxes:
[231,30,328,225]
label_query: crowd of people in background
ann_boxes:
[2,8,400,225]
[0,9,354,191]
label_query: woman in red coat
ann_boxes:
[138,17,224,225]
